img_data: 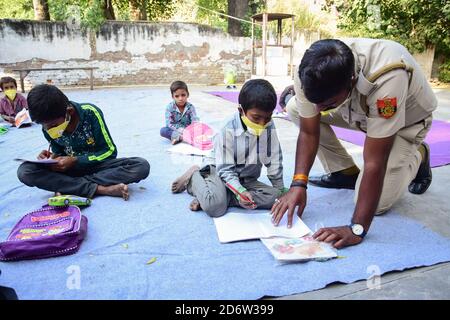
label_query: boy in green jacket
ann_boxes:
[17,84,150,200]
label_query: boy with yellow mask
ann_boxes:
[171,79,285,218]
[0,76,28,125]
[17,84,150,201]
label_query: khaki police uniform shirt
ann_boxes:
[293,38,437,138]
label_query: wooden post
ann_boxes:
[251,17,255,76]
[277,18,282,46]
[290,16,295,79]
[262,13,268,77]
[90,68,94,90]
[19,71,25,93]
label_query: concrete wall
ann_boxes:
[0,19,252,89]
[413,46,435,80]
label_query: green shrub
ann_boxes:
[438,60,450,83]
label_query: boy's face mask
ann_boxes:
[4,89,17,101]
[46,114,71,139]
[240,114,271,136]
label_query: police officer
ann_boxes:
[271,38,437,248]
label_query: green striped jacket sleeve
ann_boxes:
[76,104,117,167]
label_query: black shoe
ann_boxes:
[309,171,359,190]
[409,142,432,195]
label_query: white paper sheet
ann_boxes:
[166,142,213,157]
[213,210,312,243]
[14,158,58,165]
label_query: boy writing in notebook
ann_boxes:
[171,79,285,217]
[17,84,150,200]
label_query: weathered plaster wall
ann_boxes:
[0,19,252,89]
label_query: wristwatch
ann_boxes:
[349,223,367,238]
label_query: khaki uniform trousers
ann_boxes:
[286,97,432,214]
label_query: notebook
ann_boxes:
[213,210,312,243]
[14,158,58,165]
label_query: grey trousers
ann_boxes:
[187,165,280,217]
[17,157,150,198]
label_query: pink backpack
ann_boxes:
[182,122,214,150]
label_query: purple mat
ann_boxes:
[333,120,450,168]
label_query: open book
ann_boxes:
[14,158,58,165]
[213,210,312,243]
[15,109,32,128]
[261,236,338,262]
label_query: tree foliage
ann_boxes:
[0,0,177,30]
[114,0,176,21]
[0,0,34,20]
[49,0,106,30]
[331,0,450,54]
[0,0,269,35]
[194,0,265,36]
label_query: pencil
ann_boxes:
[225,183,256,206]
[47,143,51,158]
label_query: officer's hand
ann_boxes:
[37,150,52,160]
[279,85,295,109]
[51,156,77,172]
[271,186,306,228]
[313,226,363,249]
[238,191,257,210]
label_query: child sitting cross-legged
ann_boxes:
[0,76,28,125]
[160,80,199,145]
[171,79,286,217]
[17,84,150,200]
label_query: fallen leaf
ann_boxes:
[146,257,157,265]
[121,243,129,249]
[139,187,147,190]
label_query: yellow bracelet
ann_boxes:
[293,174,308,183]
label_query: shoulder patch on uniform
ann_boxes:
[376,97,397,119]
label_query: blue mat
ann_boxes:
[1,88,450,299]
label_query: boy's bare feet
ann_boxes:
[189,198,201,211]
[171,165,200,193]
[96,183,129,200]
